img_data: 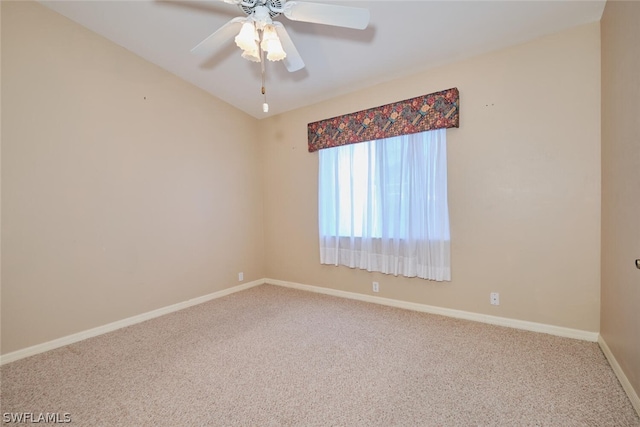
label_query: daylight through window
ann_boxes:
[318,128,451,281]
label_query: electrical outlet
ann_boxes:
[238,272,244,282]
[490,292,499,306]
[372,282,380,293]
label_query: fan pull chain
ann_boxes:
[260,31,269,113]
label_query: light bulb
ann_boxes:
[263,103,269,113]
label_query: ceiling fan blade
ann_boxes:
[282,2,370,30]
[191,17,245,56]
[273,22,305,72]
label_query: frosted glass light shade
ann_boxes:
[261,25,286,62]
[235,22,259,53]
[241,48,261,62]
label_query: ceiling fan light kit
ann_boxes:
[234,7,287,64]
[191,0,370,112]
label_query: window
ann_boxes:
[318,128,450,281]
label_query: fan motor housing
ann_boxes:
[240,0,283,18]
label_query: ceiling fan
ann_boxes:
[190,0,371,73]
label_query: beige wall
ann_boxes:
[601,0,640,399]
[1,2,264,354]
[261,23,602,332]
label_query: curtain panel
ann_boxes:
[318,130,451,281]
[307,87,459,153]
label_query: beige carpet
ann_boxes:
[2,284,638,426]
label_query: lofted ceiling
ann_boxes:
[39,1,606,119]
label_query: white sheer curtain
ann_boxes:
[318,128,450,281]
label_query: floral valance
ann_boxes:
[307,87,459,152]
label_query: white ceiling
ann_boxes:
[39,1,606,119]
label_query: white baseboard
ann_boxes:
[0,279,264,366]
[598,335,640,417]
[265,278,600,342]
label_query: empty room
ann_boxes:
[1,0,639,425]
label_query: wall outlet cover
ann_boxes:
[490,292,500,305]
